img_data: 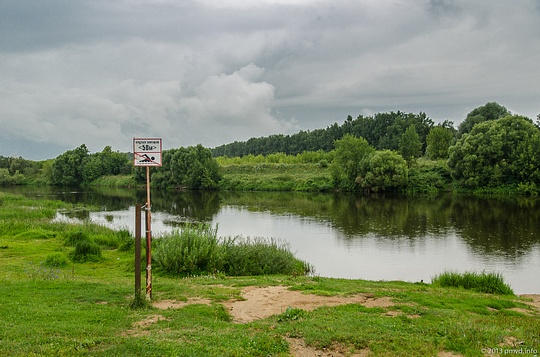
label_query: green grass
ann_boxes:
[431,271,515,295]
[219,163,333,192]
[1,192,539,356]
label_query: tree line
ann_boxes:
[1,102,540,193]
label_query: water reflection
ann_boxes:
[5,186,540,293]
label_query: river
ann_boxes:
[5,186,540,294]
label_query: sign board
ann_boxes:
[133,138,162,166]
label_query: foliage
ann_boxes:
[407,159,452,193]
[359,150,408,192]
[212,111,434,157]
[51,144,90,186]
[153,224,311,276]
[399,124,422,164]
[448,115,540,189]
[330,134,374,190]
[457,102,510,138]
[426,125,455,159]
[138,144,221,189]
[51,144,130,186]
[431,271,514,295]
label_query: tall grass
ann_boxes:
[153,224,312,276]
[220,236,312,276]
[431,270,514,295]
[153,225,222,276]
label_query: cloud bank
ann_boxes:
[0,0,539,159]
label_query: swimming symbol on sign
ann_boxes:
[140,154,156,162]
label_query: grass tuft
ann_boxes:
[431,270,514,295]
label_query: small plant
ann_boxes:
[70,238,102,262]
[130,292,150,310]
[277,306,305,322]
[24,262,62,280]
[44,252,69,267]
[431,270,514,295]
[64,229,89,246]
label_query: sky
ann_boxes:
[1,0,539,160]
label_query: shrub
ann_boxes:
[44,252,69,267]
[431,271,514,295]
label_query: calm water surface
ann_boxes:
[7,187,540,293]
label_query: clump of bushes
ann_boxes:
[153,224,312,277]
[431,270,514,295]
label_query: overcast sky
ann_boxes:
[1,0,539,160]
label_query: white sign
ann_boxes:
[133,138,162,166]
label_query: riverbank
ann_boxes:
[1,192,539,356]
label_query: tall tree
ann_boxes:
[457,102,510,138]
[426,126,454,159]
[51,144,89,186]
[359,150,408,192]
[330,134,374,190]
[399,125,422,164]
[448,115,540,188]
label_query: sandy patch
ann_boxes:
[123,314,169,336]
[286,337,369,357]
[152,297,212,310]
[223,285,396,324]
[519,294,540,310]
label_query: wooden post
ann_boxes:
[134,204,142,297]
[145,166,152,300]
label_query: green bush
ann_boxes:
[153,224,312,277]
[431,271,514,295]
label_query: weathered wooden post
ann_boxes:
[133,138,162,301]
[135,203,142,298]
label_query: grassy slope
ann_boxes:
[0,192,539,356]
[219,163,333,191]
